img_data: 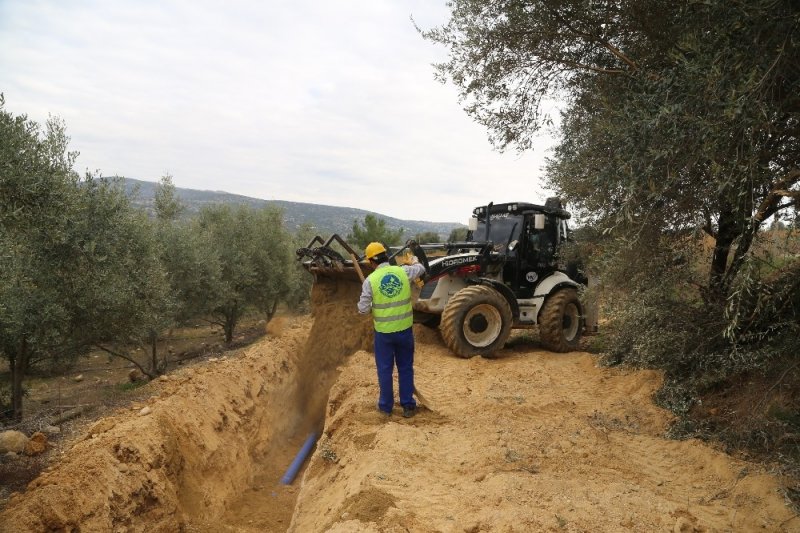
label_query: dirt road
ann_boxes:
[1,281,797,532]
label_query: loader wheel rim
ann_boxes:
[468,314,488,333]
[463,304,502,348]
[563,302,580,342]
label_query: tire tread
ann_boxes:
[440,285,512,358]
[539,288,581,352]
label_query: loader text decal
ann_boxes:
[441,256,478,268]
[379,273,403,298]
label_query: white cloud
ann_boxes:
[0,0,558,223]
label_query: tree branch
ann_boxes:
[753,168,800,224]
[94,344,154,379]
[537,53,625,75]
[723,168,800,291]
[538,4,638,72]
[602,40,638,71]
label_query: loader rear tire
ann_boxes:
[539,288,582,353]
[440,285,512,358]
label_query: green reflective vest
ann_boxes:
[368,265,413,333]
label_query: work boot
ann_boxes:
[402,406,417,418]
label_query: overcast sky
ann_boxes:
[0,0,557,223]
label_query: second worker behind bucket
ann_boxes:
[357,242,426,418]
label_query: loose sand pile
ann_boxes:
[290,336,798,532]
[0,278,368,533]
[291,280,374,435]
[2,275,798,532]
[0,323,306,532]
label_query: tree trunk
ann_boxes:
[723,218,759,292]
[223,302,238,345]
[709,204,739,301]
[266,300,279,323]
[148,330,161,376]
[224,315,236,344]
[10,337,30,421]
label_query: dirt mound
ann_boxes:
[289,340,798,532]
[0,278,371,533]
[0,317,330,532]
[2,277,798,532]
[291,280,373,435]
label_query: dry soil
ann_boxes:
[1,279,798,532]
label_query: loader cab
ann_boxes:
[467,200,572,298]
[466,211,524,255]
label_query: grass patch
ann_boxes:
[115,381,147,392]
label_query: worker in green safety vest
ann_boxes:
[357,242,426,418]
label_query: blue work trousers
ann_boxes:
[374,327,415,414]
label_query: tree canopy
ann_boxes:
[197,204,295,343]
[347,214,404,251]
[0,97,311,419]
[1,99,83,419]
[447,227,469,243]
[0,98,173,418]
[424,1,799,376]
[154,173,186,222]
[413,231,441,244]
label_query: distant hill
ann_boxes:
[122,178,465,240]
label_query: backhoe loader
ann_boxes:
[296,198,594,358]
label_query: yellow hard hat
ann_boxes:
[365,242,386,260]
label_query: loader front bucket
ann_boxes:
[296,234,373,283]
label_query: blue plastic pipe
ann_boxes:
[280,432,318,485]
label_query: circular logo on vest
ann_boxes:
[525,271,539,283]
[379,273,403,298]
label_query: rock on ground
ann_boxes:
[0,431,28,454]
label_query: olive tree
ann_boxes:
[0,98,172,418]
[283,223,315,312]
[423,0,800,374]
[448,227,469,242]
[153,174,221,326]
[347,214,404,250]
[154,173,186,222]
[158,219,222,325]
[71,178,174,379]
[197,204,294,344]
[1,101,85,419]
[413,231,441,244]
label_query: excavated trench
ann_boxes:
[0,279,370,532]
[5,279,798,532]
